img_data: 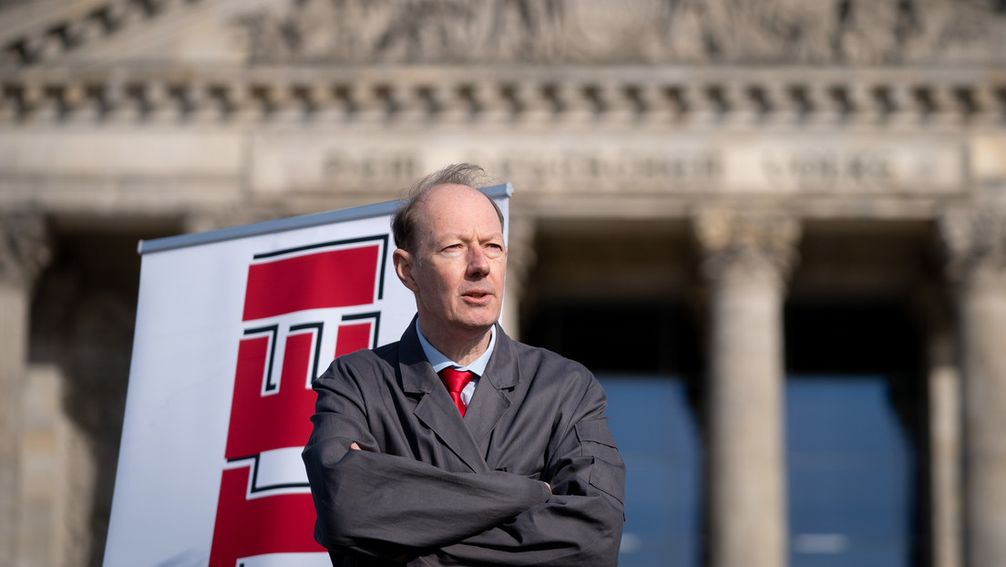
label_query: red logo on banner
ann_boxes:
[209,236,387,566]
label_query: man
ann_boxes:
[302,164,625,566]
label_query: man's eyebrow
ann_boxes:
[437,231,503,239]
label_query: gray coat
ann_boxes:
[302,320,625,566]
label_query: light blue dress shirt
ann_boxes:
[415,320,497,407]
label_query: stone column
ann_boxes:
[921,285,965,567]
[501,214,536,340]
[928,321,963,567]
[917,284,963,567]
[694,210,800,567]
[0,210,51,567]
[940,210,1006,567]
[17,364,70,567]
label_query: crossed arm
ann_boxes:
[349,441,551,494]
[302,364,625,566]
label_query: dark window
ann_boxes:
[787,376,914,567]
[599,374,702,567]
[785,302,923,567]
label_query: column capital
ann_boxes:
[693,209,801,289]
[939,209,1006,290]
[0,209,51,289]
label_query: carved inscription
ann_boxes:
[251,138,963,195]
[742,143,961,193]
[475,150,723,192]
[761,149,895,190]
[322,152,419,187]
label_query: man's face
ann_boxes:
[394,184,506,340]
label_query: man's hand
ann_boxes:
[350,442,361,451]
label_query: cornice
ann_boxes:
[0,64,1003,126]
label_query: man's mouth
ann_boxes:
[462,290,493,303]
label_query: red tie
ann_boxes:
[438,367,474,416]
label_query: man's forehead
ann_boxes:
[417,184,502,230]
[420,183,484,205]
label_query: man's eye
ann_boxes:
[441,243,463,253]
[485,243,504,258]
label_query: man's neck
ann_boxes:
[418,322,493,366]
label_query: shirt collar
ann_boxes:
[415,320,497,377]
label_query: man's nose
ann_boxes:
[466,246,490,277]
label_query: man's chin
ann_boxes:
[455,312,500,333]
[457,319,497,332]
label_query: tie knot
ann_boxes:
[439,367,474,394]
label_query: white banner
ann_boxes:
[105,187,511,567]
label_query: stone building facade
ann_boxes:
[1,0,1005,566]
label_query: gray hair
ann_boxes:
[391,163,504,252]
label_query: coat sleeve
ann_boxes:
[430,376,626,566]
[302,356,551,562]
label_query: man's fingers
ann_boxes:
[350,442,361,451]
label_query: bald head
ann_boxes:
[392,163,503,253]
[410,184,503,253]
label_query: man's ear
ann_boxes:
[393,249,418,292]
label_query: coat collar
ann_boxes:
[396,317,522,472]
[398,319,437,395]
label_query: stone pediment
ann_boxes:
[0,0,281,67]
[231,0,1006,66]
[2,0,1006,68]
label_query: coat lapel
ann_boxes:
[398,320,489,474]
[464,327,519,459]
